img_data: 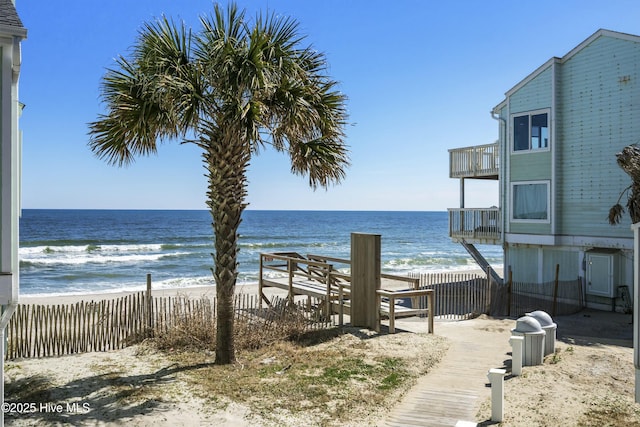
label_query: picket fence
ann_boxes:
[411,272,584,320]
[411,272,491,320]
[6,292,330,360]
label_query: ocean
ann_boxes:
[19,210,503,297]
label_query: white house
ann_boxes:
[0,2,25,424]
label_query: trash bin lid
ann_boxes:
[513,316,543,333]
[526,310,554,327]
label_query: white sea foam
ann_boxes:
[20,210,505,297]
[20,243,165,255]
[20,251,190,266]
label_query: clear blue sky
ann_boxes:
[16,0,640,211]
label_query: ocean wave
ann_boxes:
[384,255,472,269]
[20,251,190,266]
[20,243,165,255]
[239,241,332,249]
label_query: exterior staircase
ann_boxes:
[461,239,503,285]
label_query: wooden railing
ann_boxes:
[449,142,499,178]
[259,252,434,333]
[448,208,501,242]
[259,252,342,317]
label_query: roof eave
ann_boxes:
[493,29,640,112]
[0,23,26,39]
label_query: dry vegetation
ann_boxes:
[4,303,640,426]
[166,330,447,426]
[147,300,449,426]
[4,299,447,426]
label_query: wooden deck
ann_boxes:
[259,252,434,333]
[448,142,499,179]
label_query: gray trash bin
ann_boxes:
[511,316,546,366]
[526,310,556,356]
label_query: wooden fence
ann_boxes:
[6,292,332,360]
[499,278,584,318]
[8,292,149,359]
[6,272,587,359]
[411,272,491,320]
[411,272,584,320]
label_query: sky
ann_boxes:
[15,0,640,211]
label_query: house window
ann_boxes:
[513,111,549,152]
[512,181,549,221]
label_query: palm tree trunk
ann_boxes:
[204,132,249,365]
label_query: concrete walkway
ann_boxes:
[384,316,514,427]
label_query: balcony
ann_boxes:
[449,142,499,179]
[448,208,501,244]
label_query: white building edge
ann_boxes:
[0,1,26,424]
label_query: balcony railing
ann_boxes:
[449,142,499,179]
[448,208,501,243]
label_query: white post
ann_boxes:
[0,327,4,427]
[509,335,524,376]
[487,368,507,422]
[633,223,640,403]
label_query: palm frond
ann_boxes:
[608,203,625,225]
[88,15,199,165]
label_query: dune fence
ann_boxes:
[410,270,584,320]
[411,272,492,320]
[6,291,332,360]
[494,277,584,318]
[6,270,587,359]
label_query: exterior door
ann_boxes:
[586,254,614,297]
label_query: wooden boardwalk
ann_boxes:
[384,317,513,427]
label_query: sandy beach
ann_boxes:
[17,282,293,306]
[3,301,636,426]
[19,267,631,427]
[18,268,497,306]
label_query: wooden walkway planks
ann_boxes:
[386,390,477,427]
[384,319,512,427]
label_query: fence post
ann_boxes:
[350,233,381,331]
[507,267,513,317]
[552,264,560,317]
[485,266,493,316]
[146,274,153,337]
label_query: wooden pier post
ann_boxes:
[350,233,381,329]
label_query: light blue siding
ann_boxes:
[510,152,552,180]
[556,35,640,238]
[541,249,580,282]
[510,222,551,235]
[509,67,553,114]
[506,246,538,282]
[508,247,580,283]
[506,67,553,235]
[501,34,640,239]
[495,32,640,309]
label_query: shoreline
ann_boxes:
[17,267,502,306]
[18,283,270,306]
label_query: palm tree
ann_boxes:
[88,3,349,364]
[609,144,640,225]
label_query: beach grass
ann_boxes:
[3,326,445,426]
[146,298,447,425]
[163,329,447,426]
